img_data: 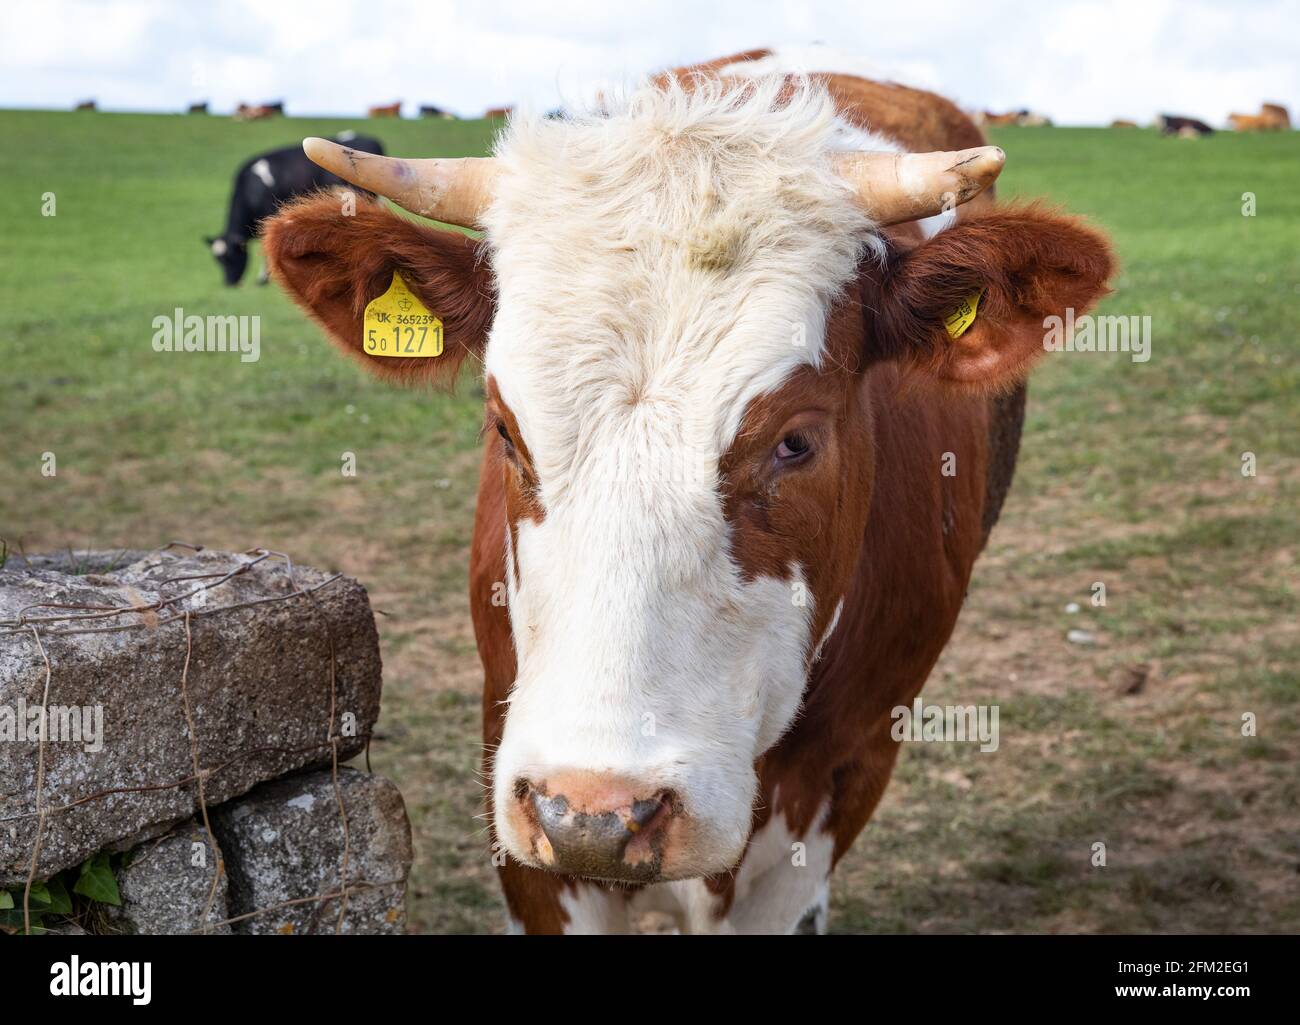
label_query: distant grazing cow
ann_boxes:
[189,101,209,115]
[234,103,278,122]
[75,100,96,111]
[206,132,384,286]
[483,106,513,119]
[1110,119,1138,128]
[1229,103,1291,131]
[368,102,402,118]
[979,109,1052,127]
[265,53,1113,933]
[1159,114,1213,136]
[419,105,456,119]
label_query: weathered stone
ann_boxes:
[3,550,154,577]
[211,767,411,935]
[105,819,231,934]
[0,549,382,887]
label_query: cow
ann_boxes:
[1159,114,1213,136]
[483,106,513,119]
[189,101,209,115]
[233,103,282,122]
[206,133,384,286]
[1229,103,1291,131]
[74,100,96,111]
[978,109,1052,127]
[368,102,402,118]
[263,59,1112,934]
[420,104,457,119]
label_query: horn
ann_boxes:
[831,146,1005,226]
[303,137,499,227]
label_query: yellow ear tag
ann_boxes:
[943,289,984,339]
[362,272,444,358]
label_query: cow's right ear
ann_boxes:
[262,193,493,386]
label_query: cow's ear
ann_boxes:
[867,203,1114,391]
[262,193,493,386]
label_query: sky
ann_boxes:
[2,0,1298,126]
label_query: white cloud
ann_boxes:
[1,0,1296,125]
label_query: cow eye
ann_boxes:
[775,432,812,462]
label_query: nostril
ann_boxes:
[530,791,570,831]
[626,792,669,833]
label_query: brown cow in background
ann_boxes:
[1229,103,1291,131]
[234,102,283,121]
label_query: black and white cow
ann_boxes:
[206,131,385,285]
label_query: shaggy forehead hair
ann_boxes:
[480,77,879,495]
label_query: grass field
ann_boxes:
[1,110,1296,933]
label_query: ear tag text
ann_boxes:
[363,271,444,358]
[943,289,984,339]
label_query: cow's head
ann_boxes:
[205,233,249,286]
[264,78,1112,884]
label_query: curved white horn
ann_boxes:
[303,137,499,227]
[832,146,1005,225]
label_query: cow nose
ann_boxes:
[524,780,673,882]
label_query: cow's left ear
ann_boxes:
[867,203,1114,391]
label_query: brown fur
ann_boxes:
[819,73,989,153]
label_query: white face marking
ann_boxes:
[482,78,887,876]
[250,158,275,188]
[210,238,228,256]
